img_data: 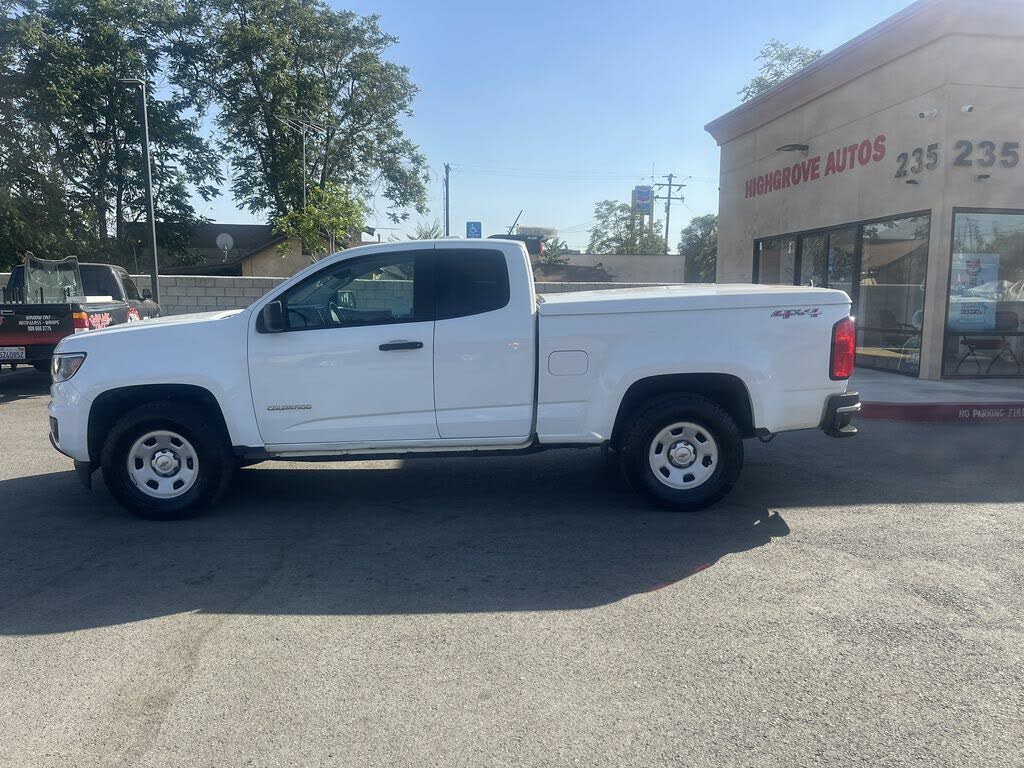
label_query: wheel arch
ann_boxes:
[87,384,231,463]
[609,373,756,447]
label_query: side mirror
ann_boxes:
[141,288,153,300]
[260,300,286,333]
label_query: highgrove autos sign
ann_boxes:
[744,135,887,199]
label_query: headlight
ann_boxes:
[52,353,87,382]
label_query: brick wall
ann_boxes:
[1,272,672,316]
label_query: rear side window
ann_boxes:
[435,249,510,320]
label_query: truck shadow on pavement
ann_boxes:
[1,419,1020,635]
[0,368,50,405]
[0,451,789,635]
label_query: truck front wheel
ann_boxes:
[100,401,234,520]
[620,394,743,512]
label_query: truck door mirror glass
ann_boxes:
[260,300,286,333]
[141,288,153,300]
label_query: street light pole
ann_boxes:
[118,78,160,304]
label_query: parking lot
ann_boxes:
[0,367,1022,767]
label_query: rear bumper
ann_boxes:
[820,391,860,438]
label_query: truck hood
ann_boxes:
[84,308,244,336]
[537,284,850,316]
[54,308,247,353]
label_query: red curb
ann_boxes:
[861,401,1024,422]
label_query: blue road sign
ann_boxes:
[466,221,482,238]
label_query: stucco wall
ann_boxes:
[241,238,311,278]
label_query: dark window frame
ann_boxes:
[941,206,1024,379]
[752,209,931,378]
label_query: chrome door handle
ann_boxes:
[379,341,423,351]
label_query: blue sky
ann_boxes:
[201,0,913,250]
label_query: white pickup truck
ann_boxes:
[48,239,859,519]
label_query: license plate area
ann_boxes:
[0,347,26,361]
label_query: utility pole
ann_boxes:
[443,163,451,236]
[653,174,687,255]
[118,78,160,305]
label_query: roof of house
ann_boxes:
[163,223,287,275]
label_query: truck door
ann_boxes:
[432,246,537,439]
[248,245,438,446]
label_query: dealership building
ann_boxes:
[706,0,1024,380]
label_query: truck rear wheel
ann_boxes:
[100,401,234,520]
[620,394,743,512]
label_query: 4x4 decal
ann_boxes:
[771,307,822,319]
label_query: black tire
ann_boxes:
[32,360,50,375]
[100,401,234,520]
[619,394,743,512]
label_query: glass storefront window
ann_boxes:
[753,213,930,377]
[756,238,796,285]
[943,210,1024,378]
[857,215,929,376]
[798,234,827,287]
[826,227,857,301]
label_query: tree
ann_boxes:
[678,214,717,283]
[186,0,429,222]
[407,219,442,239]
[273,182,365,260]
[586,200,665,255]
[540,236,569,266]
[738,39,823,102]
[0,0,220,269]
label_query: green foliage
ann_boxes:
[586,200,665,255]
[0,0,220,269]
[274,182,365,259]
[738,39,823,102]
[183,0,429,222]
[540,236,569,266]
[678,213,717,283]
[407,219,443,239]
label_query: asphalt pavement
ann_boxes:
[1,367,1022,767]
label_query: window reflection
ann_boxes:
[944,211,1024,377]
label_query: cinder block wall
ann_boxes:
[1,272,672,316]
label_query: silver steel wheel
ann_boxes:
[647,421,719,490]
[126,430,199,499]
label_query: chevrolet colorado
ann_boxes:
[48,239,859,519]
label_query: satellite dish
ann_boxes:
[215,232,234,252]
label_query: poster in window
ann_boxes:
[948,253,999,332]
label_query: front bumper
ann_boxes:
[47,378,91,462]
[820,391,860,438]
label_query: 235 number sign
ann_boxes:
[952,140,1019,168]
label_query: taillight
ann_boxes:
[72,311,89,333]
[830,316,856,380]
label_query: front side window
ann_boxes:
[119,272,142,301]
[280,252,421,331]
[944,210,1024,377]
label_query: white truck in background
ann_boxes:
[47,239,859,519]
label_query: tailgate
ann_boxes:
[0,304,74,350]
